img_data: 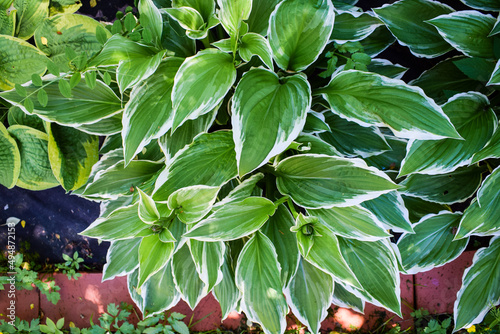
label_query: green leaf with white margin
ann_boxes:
[184,197,276,241]
[34,14,111,71]
[213,251,241,320]
[331,11,382,43]
[339,237,402,316]
[360,191,414,234]
[399,92,497,176]
[76,113,122,136]
[0,79,122,126]
[239,33,273,69]
[158,108,216,162]
[81,160,162,199]
[461,0,500,11]
[102,238,141,281]
[172,243,208,309]
[319,112,391,158]
[141,261,181,315]
[455,166,500,239]
[167,185,219,224]
[189,239,225,291]
[397,212,467,275]
[364,135,407,172]
[138,0,163,46]
[153,131,238,201]
[123,58,183,165]
[90,35,155,66]
[137,188,161,224]
[309,206,391,241]
[427,11,496,59]
[235,231,288,334]
[400,165,485,205]
[232,68,311,176]
[80,203,149,241]
[217,0,251,37]
[368,59,408,80]
[472,123,500,163]
[332,282,365,314]
[127,269,144,312]
[269,0,334,72]
[164,7,204,31]
[171,49,236,130]
[47,123,99,191]
[0,0,16,36]
[359,25,396,57]
[318,70,461,140]
[276,154,400,209]
[303,111,331,134]
[7,125,58,190]
[487,60,500,86]
[285,259,334,334]
[246,0,280,35]
[295,219,361,289]
[138,234,175,287]
[213,173,264,209]
[14,0,49,39]
[454,236,500,330]
[116,49,165,94]
[295,134,342,157]
[0,122,21,189]
[262,205,300,288]
[402,195,449,224]
[0,35,48,90]
[172,0,215,22]
[373,0,454,58]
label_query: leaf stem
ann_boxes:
[273,196,289,208]
[287,198,299,219]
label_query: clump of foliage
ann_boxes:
[0,0,499,333]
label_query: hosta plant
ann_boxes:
[0,0,499,333]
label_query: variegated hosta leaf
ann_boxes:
[213,251,241,320]
[262,205,299,288]
[0,1,16,36]
[189,239,225,291]
[295,220,361,289]
[364,136,408,172]
[172,243,208,309]
[331,11,382,43]
[303,111,330,134]
[171,49,236,130]
[116,49,165,94]
[0,122,21,189]
[138,0,163,46]
[373,0,454,58]
[490,17,500,37]
[332,282,365,314]
[47,123,99,191]
[308,206,391,241]
[368,58,408,80]
[318,112,391,158]
[91,34,156,66]
[487,59,500,86]
[397,212,468,275]
[184,197,276,241]
[158,108,216,162]
[137,188,161,224]
[235,231,288,334]
[127,269,144,312]
[276,154,400,209]
[123,58,184,164]
[428,11,496,59]
[217,0,252,37]
[461,0,500,11]
[285,259,334,334]
[399,92,497,176]
[15,0,49,40]
[400,165,485,205]
[246,0,280,35]
[359,25,396,57]
[454,236,500,330]
[239,32,273,69]
[80,203,149,241]
[402,195,449,224]
[102,238,141,281]
[213,173,264,209]
[295,134,341,157]
[34,14,111,71]
[455,166,500,239]
[167,185,219,224]
[231,68,311,176]
[268,0,335,72]
[0,79,122,126]
[141,261,181,315]
[360,191,414,234]
[339,237,402,316]
[318,70,461,140]
[138,234,175,287]
[80,160,163,199]
[0,35,48,90]
[472,123,500,163]
[8,125,59,190]
[8,105,44,131]
[153,131,238,201]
